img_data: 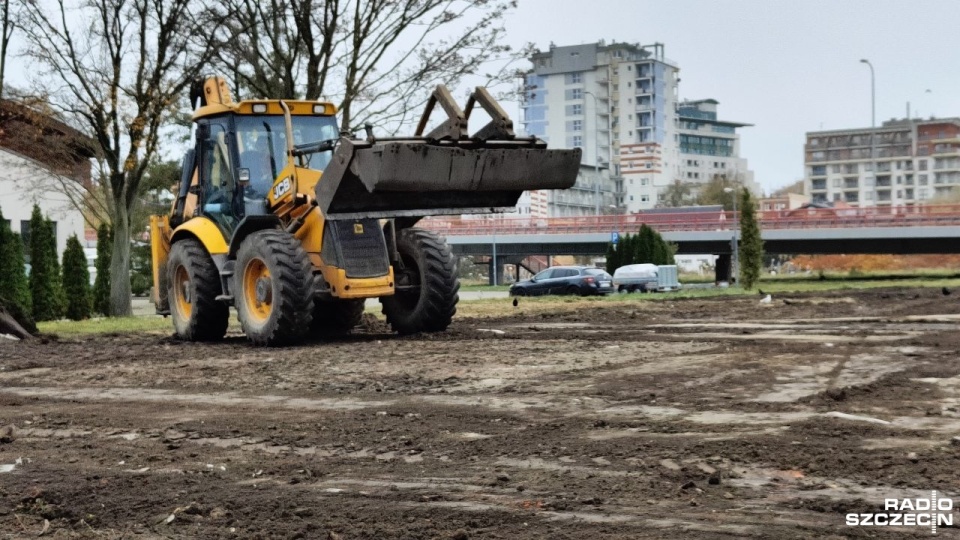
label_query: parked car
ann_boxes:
[613,263,659,293]
[509,266,614,297]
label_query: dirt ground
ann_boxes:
[2,287,960,539]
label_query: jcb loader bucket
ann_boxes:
[315,86,581,220]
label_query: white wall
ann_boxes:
[0,148,86,257]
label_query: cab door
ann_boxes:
[197,117,242,235]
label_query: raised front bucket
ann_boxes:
[315,138,582,220]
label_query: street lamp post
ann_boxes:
[584,90,602,215]
[724,186,739,284]
[860,59,876,191]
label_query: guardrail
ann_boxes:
[420,204,960,236]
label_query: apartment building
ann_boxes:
[804,118,960,207]
[522,41,756,214]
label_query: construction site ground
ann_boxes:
[2,286,960,539]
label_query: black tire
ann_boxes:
[380,228,459,334]
[311,298,365,336]
[617,285,626,293]
[235,230,314,346]
[566,285,581,296]
[167,239,228,341]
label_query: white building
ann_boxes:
[522,41,757,214]
[0,101,93,258]
[804,118,960,207]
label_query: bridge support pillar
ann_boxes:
[715,253,733,284]
[488,257,508,286]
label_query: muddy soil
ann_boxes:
[2,287,960,538]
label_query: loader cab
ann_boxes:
[192,111,339,236]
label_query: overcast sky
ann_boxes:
[500,0,960,194]
[7,1,959,196]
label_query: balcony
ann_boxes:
[875,175,892,188]
[843,179,859,190]
[810,179,827,191]
[876,190,891,202]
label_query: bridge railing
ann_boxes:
[420,204,960,236]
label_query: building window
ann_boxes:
[572,104,582,115]
[572,135,582,147]
[569,72,582,84]
[641,178,649,186]
[640,195,649,202]
[571,88,582,100]
[572,120,582,132]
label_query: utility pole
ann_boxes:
[860,59,876,194]
[584,90,601,215]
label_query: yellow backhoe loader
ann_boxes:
[150,77,580,345]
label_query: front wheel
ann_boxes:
[167,239,228,341]
[235,230,314,346]
[380,228,459,334]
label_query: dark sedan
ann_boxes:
[509,266,614,297]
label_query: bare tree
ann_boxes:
[211,0,523,131]
[0,0,16,97]
[658,180,695,208]
[20,0,213,316]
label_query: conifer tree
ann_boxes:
[62,234,92,320]
[738,188,764,289]
[28,205,65,321]
[92,223,112,316]
[0,207,31,314]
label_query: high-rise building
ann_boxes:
[521,41,756,215]
[803,118,960,207]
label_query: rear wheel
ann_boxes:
[167,239,228,341]
[311,298,365,336]
[235,230,314,346]
[381,228,459,334]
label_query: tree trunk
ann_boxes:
[0,299,34,340]
[109,202,133,316]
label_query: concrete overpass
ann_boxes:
[447,226,960,257]
[421,206,960,282]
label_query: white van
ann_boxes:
[613,263,659,293]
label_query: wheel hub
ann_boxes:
[180,281,191,303]
[255,277,272,304]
